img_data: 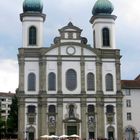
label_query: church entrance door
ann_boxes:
[28,132,34,140]
[67,126,77,135]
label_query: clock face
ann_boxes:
[66,46,76,55]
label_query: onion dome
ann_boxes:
[23,0,43,13]
[92,0,114,15]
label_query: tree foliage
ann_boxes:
[7,95,18,133]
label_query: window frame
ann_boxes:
[28,73,36,91]
[48,105,56,114]
[105,73,114,91]
[87,73,95,91]
[127,112,132,121]
[27,105,36,114]
[29,26,37,45]
[88,104,95,113]
[102,27,110,47]
[126,99,131,107]
[106,105,114,114]
[66,69,77,91]
[48,72,56,91]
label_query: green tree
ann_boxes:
[7,95,18,136]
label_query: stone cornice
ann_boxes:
[17,93,123,99]
[20,12,46,22]
[90,14,117,24]
[18,47,121,59]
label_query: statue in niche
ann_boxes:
[49,116,55,126]
[69,104,75,118]
[88,116,94,125]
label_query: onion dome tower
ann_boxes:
[20,0,46,48]
[92,0,114,15]
[23,0,43,13]
[90,0,116,49]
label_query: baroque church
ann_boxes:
[17,0,123,139]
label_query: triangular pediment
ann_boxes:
[44,44,96,57]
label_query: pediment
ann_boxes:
[45,45,96,57]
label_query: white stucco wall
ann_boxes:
[92,18,116,49]
[123,89,140,134]
[22,16,44,48]
[102,60,116,95]
[24,60,39,94]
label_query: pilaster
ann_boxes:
[116,98,123,140]
[18,97,25,140]
[96,57,103,93]
[18,56,25,92]
[80,61,85,94]
[57,61,62,94]
[80,98,87,139]
[38,97,47,137]
[56,98,63,135]
[39,57,46,93]
[96,97,105,138]
[115,59,122,94]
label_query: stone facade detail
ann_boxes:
[17,1,123,139]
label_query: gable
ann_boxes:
[45,45,96,57]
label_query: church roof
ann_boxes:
[92,0,114,16]
[59,22,82,33]
[23,0,43,13]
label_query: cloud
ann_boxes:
[0,0,140,93]
[0,59,18,92]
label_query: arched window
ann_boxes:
[28,73,36,91]
[29,26,37,45]
[125,127,135,140]
[106,105,114,114]
[66,69,77,91]
[88,105,95,113]
[48,72,56,91]
[27,105,36,113]
[102,28,110,46]
[105,73,113,91]
[48,105,56,113]
[87,73,95,91]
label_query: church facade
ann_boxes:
[17,0,123,140]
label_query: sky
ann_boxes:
[0,0,140,93]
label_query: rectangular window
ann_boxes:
[125,89,131,96]
[1,110,6,113]
[127,112,132,120]
[1,98,6,101]
[1,104,6,108]
[126,100,131,107]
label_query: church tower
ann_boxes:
[90,0,123,139]
[20,0,46,48]
[90,0,116,49]
[17,0,46,140]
